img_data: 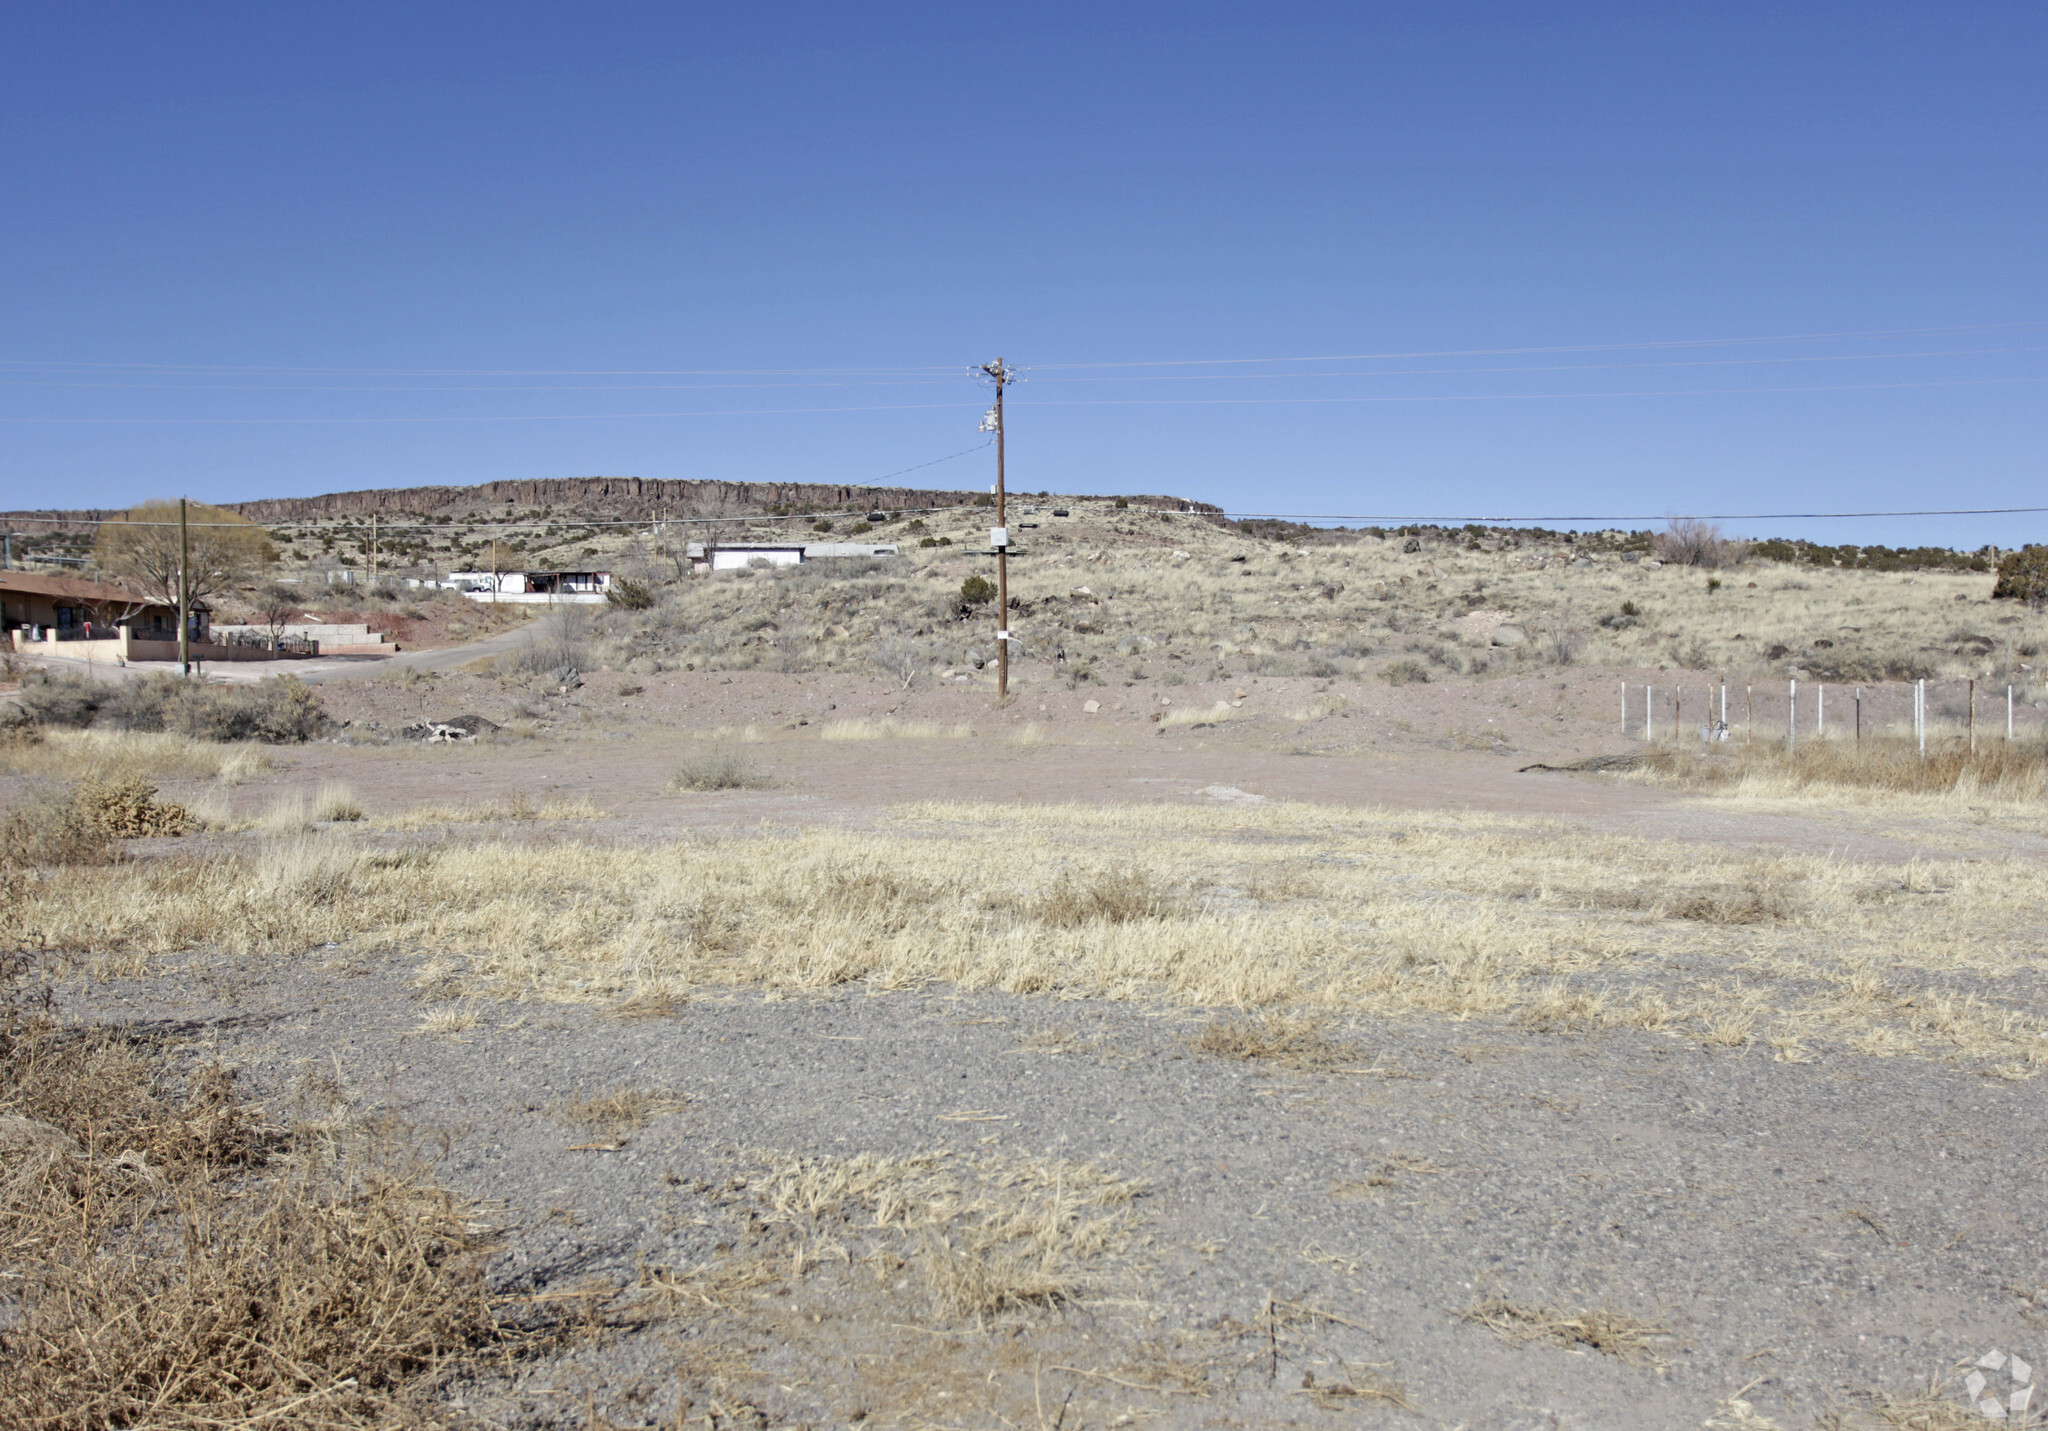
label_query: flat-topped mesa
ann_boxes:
[1,482,1222,529]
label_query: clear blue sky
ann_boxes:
[2,2,2042,546]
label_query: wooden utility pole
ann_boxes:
[977,358,1018,700]
[177,496,191,677]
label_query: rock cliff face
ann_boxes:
[4,479,1220,528]
[220,477,991,522]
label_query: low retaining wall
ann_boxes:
[8,630,324,663]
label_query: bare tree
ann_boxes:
[95,501,276,608]
[254,584,303,649]
[1654,518,1748,569]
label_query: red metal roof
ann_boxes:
[0,571,173,609]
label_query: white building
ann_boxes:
[686,542,897,573]
[446,569,613,603]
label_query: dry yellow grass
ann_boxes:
[1463,1296,1671,1365]
[0,728,273,784]
[1189,1014,1369,1070]
[1157,699,1244,730]
[370,793,603,829]
[0,999,507,1428]
[820,717,974,740]
[747,1147,1137,1320]
[7,799,2045,1074]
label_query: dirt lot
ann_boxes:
[8,656,2048,1430]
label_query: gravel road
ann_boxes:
[65,946,2048,1431]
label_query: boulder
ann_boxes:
[1490,625,1528,648]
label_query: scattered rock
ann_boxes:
[1197,785,1267,803]
[1763,644,1791,660]
[1490,625,1528,648]
[826,624,850,639]
[401,713,501,743]
[1082,699,1100,713]
[1401,538,1421,553]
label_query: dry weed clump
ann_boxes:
[0,959,509,1429]
[667,749,770,792]
[1189,1014,1368,1070]
[313,780,365,822]
[1035,867,1176,925]
[0,777,188,869]
[1463,1296,1671,1364]
[743,1147,1139,1324]
[0,791,117,869]
[549,1085,687,1138]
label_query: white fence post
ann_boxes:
[1788,679,1797,754]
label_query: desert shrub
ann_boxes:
[1114,496,1129,509]
[1654,518,1748,569]
[605,576,656,610]
[1993,546,2048,608]
[0,717,45,752]
[16,672,105,729]
[872,631,927,690]
[508,605,591,675]
[1380,658,1431,685]
[960,574,996,607]
[0,793,115,869]
[185,679,329,743]
[76,776,191,838]
[668,750,770,791]
[1803,647,1938,682]
[96,676,330,744]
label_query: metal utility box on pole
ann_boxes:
[178,496,191,677]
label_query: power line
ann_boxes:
[7,319,2042,381]
[1214,506,2048,523]
[1029,321,2048,370]
[13,343,2038,394]
[0,401,972,425]
[8,373,2043,426]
